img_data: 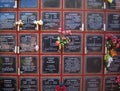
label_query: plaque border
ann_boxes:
[63,33,83,54]
[63,11,83,31]
[18,33,39,54]
[41,55,61,75]
[41,11,61,31]
[20,76,39,91]
[63,0,83,10]
[84,55,103,74]
[0,76,18,91]
[85,33,104,54]
[41,0,61,9]
[84,76,102,91]
[62,55,82,75]
[19,55,39,75]
[106,12,120,31]
[0,33,16,53]
[85,11,104,31]
[41,76,60,91]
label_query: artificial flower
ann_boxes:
[55,28,72,52]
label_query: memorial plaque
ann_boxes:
[86,34,103,53]
[64,56,81,73]
[63,78,81,91]
[20,77,38,91]
[107,0,120,9]
[107,56,120,73]
[42,12,60,30]
[42,0,60,8]
[0,12,16,30]
[87,0,103,9]
[87,13,103,30]
[64,0,82,8]
[107,13,120,31]
[0,34,16,52]
[85,56,102,73]
[20,12,37,30]
[0,56,16,73]
[64,34,82,53]
[19,34,38,52]
[0,0,16,8]
[85,77,101,91]
[64,12,82,30]
[42,34,59,52]
[42,78,59,91]
[104,76,119,91]
[0,77,17,91]
[42,56,60,73]
[20,0,38,8]
[20,56,38,74]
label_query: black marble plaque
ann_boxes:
[85,77,101,91]
[86,35,103,53]
[42,34,59,52]
[0,0,16,8]
[87,0,103,9]
[0,77,17,91]
[0,12,16,30]
[65,0,82,8]
[19,34,37,52]
[42,56,60,73]
[42,0,60,8]
[0,56,16,73]
[104,76,119,91]
[85,56,102,73]
[64,12,82,30]
[107,13,120,31]
[0,34,16,52]
[107,0,120,9]
[20,0,38,8]
[20,12,37,30]
[107,56,120,73]
[87,13,103,30]
[20,78,38,91]
[63,78,81,91]
[64,34,82,53]
[20,56,38,73]
[42,12,60,30]
[64,56,81,73]
[42,78,59,91]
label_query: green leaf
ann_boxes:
[57,36,60,41]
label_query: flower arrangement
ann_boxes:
[33,20,43,30]
[55,28,72,52]
[15,20,24,31]
[116,75,120,89]
[104,34,120,69]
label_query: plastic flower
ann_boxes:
[33,20,43,25]
[116,75,120,89]
[55,28,72,52]
[15,20,24,31]
[33,20,43,30]
[104,34,120,70]
[105,34,120,50]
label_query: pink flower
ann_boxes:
[118,39,120,43]
[62,31,66,34]
[55,41,60,46]
[58,28,62,33]
[116,43,120,48]
[112,38,117,44]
